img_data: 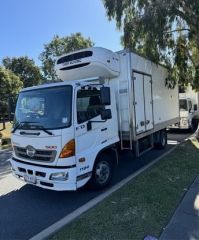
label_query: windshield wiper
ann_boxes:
[12,121,39,133]
[12,122,53,135]
[31,125,53,136]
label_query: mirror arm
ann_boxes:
[87,120,107,131]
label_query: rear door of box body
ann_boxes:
[133,72,154,134]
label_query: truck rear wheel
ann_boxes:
[154,130,167,149]
[90,154,113,189]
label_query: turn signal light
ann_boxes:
[59,139,75,158]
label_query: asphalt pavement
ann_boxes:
[0,131,191,240]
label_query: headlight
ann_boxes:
[50,172,68,181]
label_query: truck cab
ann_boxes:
[170,87,199,130]
[179,97,194,130]
[10,79,119,191]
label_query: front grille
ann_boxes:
[14,146,57,162]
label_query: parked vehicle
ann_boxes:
[9,47,179,191]
[170,85,199,130]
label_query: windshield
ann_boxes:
[14,86,72,130]
[179,99,188,111]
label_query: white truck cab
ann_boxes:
[10,47,179,191]
[10,80,119,190]
[170,85,199,130]
[179,97,194,130]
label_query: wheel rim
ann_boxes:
[95,161,110,185]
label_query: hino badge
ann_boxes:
[10,47,179,191]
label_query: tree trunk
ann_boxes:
[2,114,6,129]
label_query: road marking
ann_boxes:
[30,146,177,240]
[167,140,179,145]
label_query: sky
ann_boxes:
[0,0,123,66]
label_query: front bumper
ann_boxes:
[169,121,189,130]
[10,158,77,191]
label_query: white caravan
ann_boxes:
[170,84,199,130]
[10,47,179,191]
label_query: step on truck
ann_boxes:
[10,47,179,191]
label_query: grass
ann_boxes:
[0,122,12,147]
[51,140,199,240]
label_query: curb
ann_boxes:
[30,146,177,240]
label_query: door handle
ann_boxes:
[146,120,150,125]
[140,121,145,126]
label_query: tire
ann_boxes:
[189,121,194,133]
[189,120,198,133]
[90,154,113,189]
[154,130,167,149]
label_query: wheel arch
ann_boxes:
[94,144,118,169]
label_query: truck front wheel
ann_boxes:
[90,154,113,189]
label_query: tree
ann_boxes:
[2,56,42,88]
[0,67,23,129]
[103,0,199,88]
[0,101,8,130]
[39,33,94,81]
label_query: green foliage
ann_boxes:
[2,56,42,88]
[0,101,8,116]
[0,67,23,117]
[103,0,199,88]
[0,67,23,100]
[40,33,94,81]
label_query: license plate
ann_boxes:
[24,174,36,184]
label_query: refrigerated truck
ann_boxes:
[10,47,179,191]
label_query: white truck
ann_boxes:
[10,47,179,191]
[170,85,199,130]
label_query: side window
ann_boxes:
[77,89,104,124]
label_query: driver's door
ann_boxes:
[74,87,108,180]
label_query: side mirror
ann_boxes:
[101,109,112,120]
[100,87,111,105]
[194,104,197,111]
